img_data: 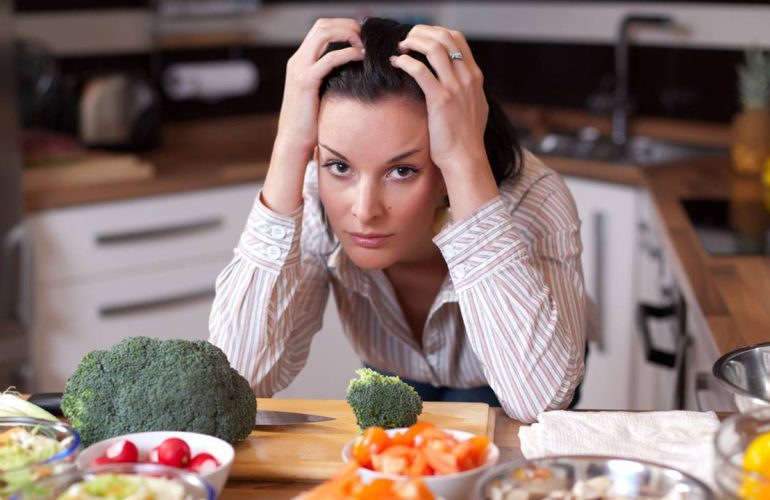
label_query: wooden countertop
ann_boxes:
[644,156,770,355]
[23,114,276,212]
[25,105,729,211]
[220,407,523,500]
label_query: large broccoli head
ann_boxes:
[62,337,256,446]
[346,368,422,431]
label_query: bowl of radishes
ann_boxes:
[76,431,234,496]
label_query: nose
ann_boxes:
[351,179,385,223]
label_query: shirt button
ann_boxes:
[266,246,282,260]
[454,264,467,279]
[444,244,456,259]
[270,225,287,240]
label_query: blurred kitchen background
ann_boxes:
[2,0,770,412]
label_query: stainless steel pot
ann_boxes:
[713,342,770,412]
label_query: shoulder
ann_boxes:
[498,150,580,232]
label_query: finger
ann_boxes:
[299,20,362,63]
[445,28,477,67]
[309,45,365,82]
[399,28,471,84]
[389,54,444,103]
[397,34,462,88]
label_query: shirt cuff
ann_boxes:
[433,196,527,288]
[236,190,303,272]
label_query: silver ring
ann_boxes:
[448,50,464,61]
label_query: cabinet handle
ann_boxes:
[592,211,606,352]
[694,371,713,412]
[99,288,215,318]
[1,223,33,333]
[95,217,222,245]
[637,302,679,367]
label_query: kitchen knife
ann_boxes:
[254,410,333,427]
[26,392,64,417]
[27,392,334,426]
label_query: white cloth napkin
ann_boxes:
[518,410,720,487]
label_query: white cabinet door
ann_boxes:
[28,183,259,285]
[31,256,229,392]
[628,193,681,410]
[564,177,640,409]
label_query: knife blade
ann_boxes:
[27,392,334,427]
[255,410,334,427]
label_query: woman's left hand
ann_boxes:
[391,25,499,221]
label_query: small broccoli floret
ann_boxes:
[346,368,422,430]
[62,337,256,446]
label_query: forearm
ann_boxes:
[262,136,313,215]
[442,153,499,222]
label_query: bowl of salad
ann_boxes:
[342,422,499,500]
[12,462,215,499]
[0,417,81,497]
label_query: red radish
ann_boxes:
[90,455,113,467]
[105,439,139,463]
[188,453,220,474]
[153,438,191,468]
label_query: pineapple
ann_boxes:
[732,48,770,176]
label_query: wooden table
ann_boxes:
[220,408,520,499]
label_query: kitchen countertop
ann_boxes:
[23,104,729,212]
[644,156,770,355]
[220,407,523,500]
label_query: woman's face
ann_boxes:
[317,95,446,270]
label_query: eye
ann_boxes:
[388,166,419,180]
[321,160,351,177]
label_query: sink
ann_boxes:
[522,129,727,167]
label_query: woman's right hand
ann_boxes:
[264,18,364,214]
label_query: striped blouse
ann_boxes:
[209,151,587,423]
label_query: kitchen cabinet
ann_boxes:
[27,181,363,396]
[27,183,260,391]
[564,176,641,409]
[630,192,736,412]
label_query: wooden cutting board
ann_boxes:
[230,399,495,481]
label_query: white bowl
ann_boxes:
[76,431,234,497]
[342,428,500,500]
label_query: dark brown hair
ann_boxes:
[319,17,522,186]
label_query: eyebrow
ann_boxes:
[318,142,424,163]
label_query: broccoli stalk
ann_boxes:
[61,337,256,446]
[346,368,422,430]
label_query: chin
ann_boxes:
[342,245,399,270]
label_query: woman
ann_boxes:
[209,17,587,422]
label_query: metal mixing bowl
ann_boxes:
[471,456,714,499]
[713,342,770,412]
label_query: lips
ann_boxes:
[347,232,393,249]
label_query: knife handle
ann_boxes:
[27,392,64,417]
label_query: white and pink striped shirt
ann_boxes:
[209,152,587,423]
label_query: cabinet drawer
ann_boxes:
[28,183,259,284]
[30,256,228,391]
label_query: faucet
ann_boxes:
[612,14,674,148]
